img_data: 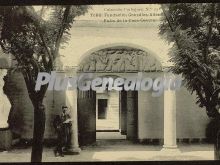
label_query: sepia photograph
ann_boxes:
[0,1,219,163]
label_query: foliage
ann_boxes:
[159,3,220,118]
[0,5,89,162]
[0,6,88,104]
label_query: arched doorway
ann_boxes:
[77,46,162,146]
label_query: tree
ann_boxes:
[0,5,88,162]
[159,3,220,159]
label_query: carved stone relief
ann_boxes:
[78,48,162,73]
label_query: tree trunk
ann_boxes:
[214,127,220,160]
[31,102,46,162]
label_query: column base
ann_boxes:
[63,146,81,155]
[160,146,181,155]
[163,144,178,149]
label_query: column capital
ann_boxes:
[163,71,182,91]
[163,71,177,79]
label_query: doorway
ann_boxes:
[77,88,138,146]
[96,90,126,140]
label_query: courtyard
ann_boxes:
[0,138,214,162]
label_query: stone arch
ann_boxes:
[77,43,163,73]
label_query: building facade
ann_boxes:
[1,5,210,151]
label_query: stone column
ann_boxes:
[65,71,81,154]
[162,73,180,153]
[163,87,177,149]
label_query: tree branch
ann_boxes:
[161,4,210,105]
[23,6,53,70]
[161,4,180,49]
[37,32,53,70]
[203,3,217,63]
[53,6,71,59]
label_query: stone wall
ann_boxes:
[137,73,210,141]
[176,87,210,138]
[6,71,66,139]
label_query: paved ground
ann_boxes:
[96,132,126,139]
[0,139,214,162]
